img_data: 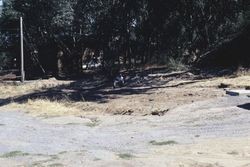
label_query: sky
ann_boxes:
[0,0,2,6]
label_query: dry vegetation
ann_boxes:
[0,69,249,117]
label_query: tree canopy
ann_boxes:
[0,0,249,77]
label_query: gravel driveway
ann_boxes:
[0,96,250,167]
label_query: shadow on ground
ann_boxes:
[238,103,250,110]
[0,68,217,107]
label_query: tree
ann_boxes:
[0,0,247,77]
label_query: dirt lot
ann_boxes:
[1,69,249,117]
[0,69,249,167]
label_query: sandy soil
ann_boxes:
[0,70,249,166]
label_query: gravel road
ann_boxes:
[0,96,250,167]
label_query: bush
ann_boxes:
[0,51,13,70]
[166,57,188,71]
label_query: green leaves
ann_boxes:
[0,0,247,75]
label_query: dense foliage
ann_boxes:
[0,0,249,77]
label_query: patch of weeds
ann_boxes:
[48,163,64,167]
[41,115,60,119]
[1,151,29,158]
[193,124,205,127]
[86,122,99,127]
[114,109,134,115]
[34,153,45,156]
[30,162,45,167]
[58,151,67,155]
[151,109,169,116]
[149,140,178,146]
[118,153,134,160]
[66,123,80,126]
[86,118,100,127]
[31,155,60,166]
[227,151,239,155]
[93,158,101,161]
[50,155,59,161]
[76,150,85,156]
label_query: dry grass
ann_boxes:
[0,78,71,99]
[5,99,81,117]
[0,79,80,117]
[189,75,250,88]
[1,151,29,158]
[0,73,249,117]
[166,57,188,71]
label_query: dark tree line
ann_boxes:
[0,0,249,77]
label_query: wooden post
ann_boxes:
[20,17,25,82]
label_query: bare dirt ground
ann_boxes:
[0,69,249,167]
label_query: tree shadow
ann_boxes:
[3,64,238,107]
[0,81,155,107]
[0,68,204,107]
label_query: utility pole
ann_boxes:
[20,17,25,82]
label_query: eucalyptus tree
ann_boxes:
[0,0,248,75]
